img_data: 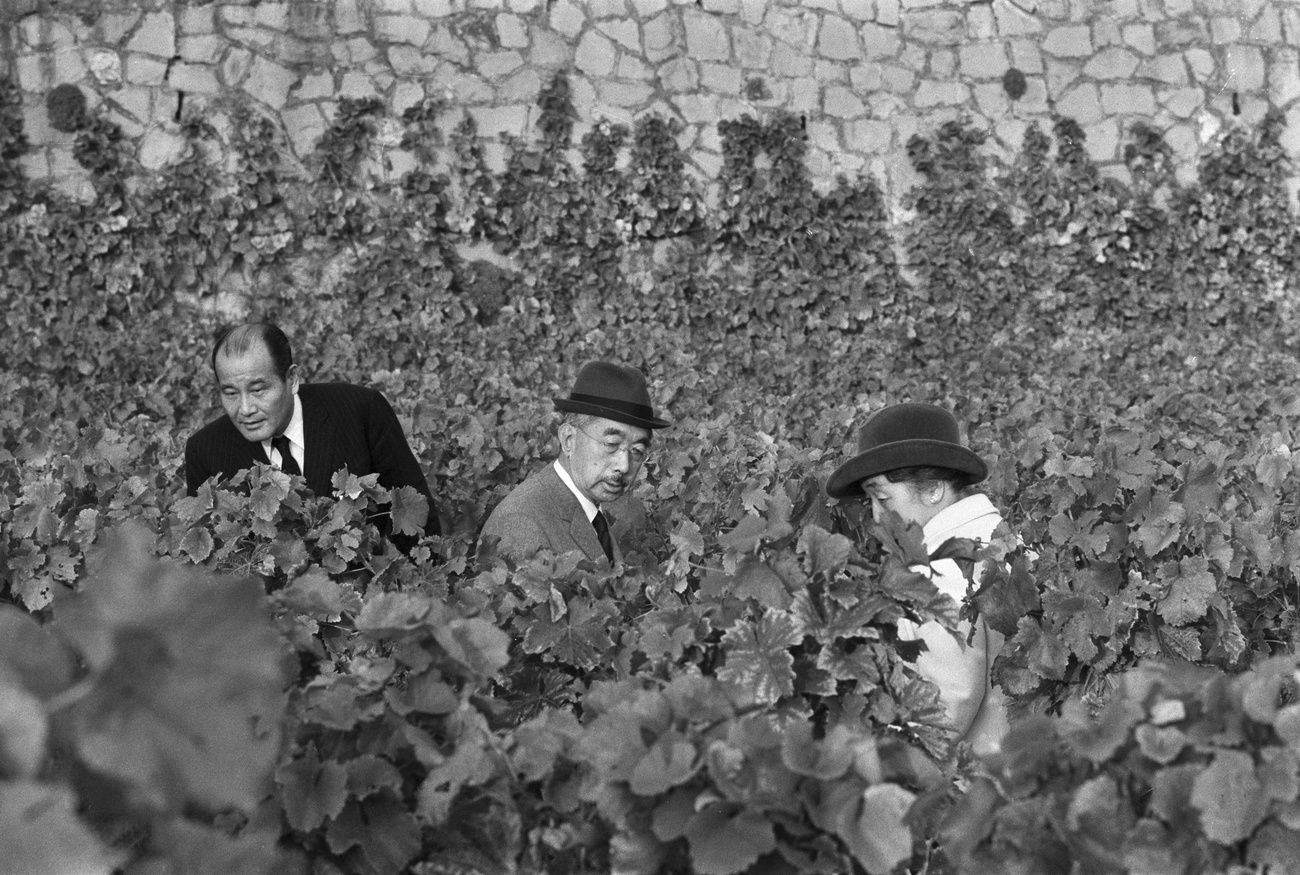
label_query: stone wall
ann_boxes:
[5,0,1300,204]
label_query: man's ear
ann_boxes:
[557,423,575,458]
[286,364,301,393]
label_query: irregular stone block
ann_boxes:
[1223,45,1265,91]
[169,62,219,94]
[1154,20,1206,49]
[848,118,893,152]
[178,34,224,64]
[296,72,335,101]
[632,0,670,13]
[1161,86,1204,118]
[19,151,50,179]
[1270,50,1300,107]
[673,93,719,123]
[549,0,586,39]
[502,67,543,101]
[789,77,820,111]
[412,0,456,15]
[959,42,1006,79]
[1100,83,1156,115]
[532,29,572,66]
[824,84,866,118]
[619,55,652,78]
[684,10,730,61]
[283,104,326,156]
[377,15,432,47]
[973,81,1010,117]
[1055,83,1103,124]
[479,50,525,79]
[815,59,849,83]
[908,10,963,45]
[660,57,699,92]
[805,118,840,153]
[334,0,366,35]
[254,3,289,29]
[1138,54,1188,86]
[700,62,741,94]
[97,12,142,46]
[1044,57,1080,94]
[1093,19,1121,49]
[1252,7,1282,43]
[336,72,374,101]
[1183,48,1213,80]
[1082,118,1118,162]
[588,0,630,17]
[1042,24,1092,58]
[390,45,429,75]
[52,49,86,85]
[968,5,996,40]
[1083,47,1139,79]
[128,11,176,58]
[732,28,772,68]
[497,13,530,49]
[929,49,956,79]
[817,15,859,60]
[703,0,740,11]
[862,23,901,60]
[469,103,531,138]
[598,17,641,51]
[246,56,297,108]
[1122,23,1155,56]
[599,80,655,106]
[575,30,617,76]
[126,55,169,87]
[881,64,915,93]
[393,81,426,113]
[914,80,969,107]
[220,47,253,86]
[110,87,152,123]
[177,4,213,35]
[771,43,813,77]
[850,63,883,91]
[1209,17,1241,43]
[644,13,680,62]
[421,26,465,66]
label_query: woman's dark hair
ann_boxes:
[211,323,294,379]
[884,465,977,494]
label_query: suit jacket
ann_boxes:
[185,382,439,537]
[479,463,618,566]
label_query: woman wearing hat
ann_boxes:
[826,402,1010,756]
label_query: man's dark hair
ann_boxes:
[211,323,294,379]
[884,465,978,494]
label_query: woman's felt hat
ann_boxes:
[554,361,671,430]
[826,402,987,498]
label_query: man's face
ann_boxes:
[215,342,298,443]
[861,474,938,529]
[559,416,652,504]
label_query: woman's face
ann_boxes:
[860,474,942,529]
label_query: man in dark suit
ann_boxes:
[185,323,439,542]
[479,360,669,566]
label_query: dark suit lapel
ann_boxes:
[299,389,332,493]
[544,467,608,565]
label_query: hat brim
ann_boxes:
[826,439,987,499]
[554,397,670,430]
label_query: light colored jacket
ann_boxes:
[899,492,1011,756]
[478,463,619,566]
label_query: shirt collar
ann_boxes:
[261,392,304,457]
[553,459,599,522]
[922,492,1000,548]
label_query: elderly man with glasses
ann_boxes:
[479,360,670,566]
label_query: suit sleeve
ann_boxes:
[364,390,440,536]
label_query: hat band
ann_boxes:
[568,392,657,422]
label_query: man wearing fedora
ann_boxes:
[827,401,1010,756]
[479,360,670,566]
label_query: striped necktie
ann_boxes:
[271,434,300,476]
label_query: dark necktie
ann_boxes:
[592,510,615,564]
[271,434,301,476]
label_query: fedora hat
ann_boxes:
[826,402,987,499]
[554,361,671,430]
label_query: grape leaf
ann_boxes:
[0,781,124,875]
[799,524,852,579]
[781,721,854,780]
[150,819,285,875]
[389,485,429,537]
[1248,821,1300,873]
[56,524,288,813]
[717,613,801,706]
[629,732,698,796]
[0,676,46,778]
[0,605,76,699]
[179,526,214,562]
[685,803,776,875]
[1156,556,1216,625]
[276,745,349,832]
[326,792,421,875]
[1135,724,1188,764]
[1191,749,1268,844]
[435,616,511,678]
[837,783,916,875]
[521,597,618,668]
[346,755,404,800]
